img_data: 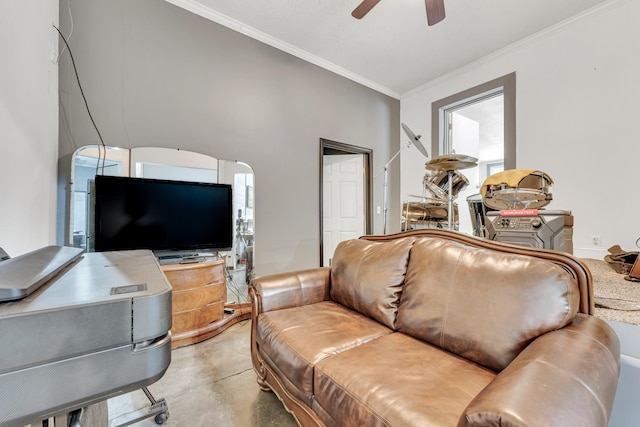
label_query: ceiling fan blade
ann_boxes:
[425,0,445,26]
[352,0,381,19]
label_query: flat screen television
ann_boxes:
[93,175,233,254]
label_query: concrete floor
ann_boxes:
[108,320,297,426]
[109,264,296,427]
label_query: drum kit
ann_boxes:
[402,152,478,232]
[399,139,573,252]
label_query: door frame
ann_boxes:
[319,139,373,266]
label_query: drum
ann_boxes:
[426,170,469,201]
[401,202,458,231]
[466,194,488,238]
[483,171,553,211]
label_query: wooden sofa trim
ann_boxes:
[248,284,326,427]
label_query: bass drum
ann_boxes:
[401,202,458,231]
[426,170,469,201]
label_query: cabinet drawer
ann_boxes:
[162,260,225,291]
[172,282,226,313]
[171,301,224,333]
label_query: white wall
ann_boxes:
[401,0,640,258]
[0,1,59,256]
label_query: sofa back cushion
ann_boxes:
[330,237,414,329]
[397,237,580,372]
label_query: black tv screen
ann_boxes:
[94,175,233,253]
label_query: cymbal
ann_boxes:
[401,123,429,158]
[426,154,478,171]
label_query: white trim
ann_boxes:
[574,246,608,260]
[163,0,401,99]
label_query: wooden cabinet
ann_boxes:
[162,259,226,349]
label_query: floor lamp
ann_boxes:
[383,124,430,234]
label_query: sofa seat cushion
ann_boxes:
[330,237,415,329]
[256,301,393,402]
[313,333,495,427]
[397,237,580,372]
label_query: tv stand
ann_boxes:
[156,251,224,266]
[161,259,250,348]
[179,256,205,264]
[156,252,200,264]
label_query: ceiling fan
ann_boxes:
[352,0,446,26]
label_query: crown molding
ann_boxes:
[163,0,401,99]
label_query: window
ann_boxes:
[430,73,515,234]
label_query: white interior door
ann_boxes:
[322,154,365,266]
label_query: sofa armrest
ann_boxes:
[249,267,331,314]
[459,314,620,427]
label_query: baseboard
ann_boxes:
[574,246,608,260]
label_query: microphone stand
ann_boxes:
[383,124,430,234]
[382,144,408,234]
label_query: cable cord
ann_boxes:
[53,24,107,175]
[56,0,73,63]
[225,265,249,304]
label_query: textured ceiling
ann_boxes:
[166,0,611,98]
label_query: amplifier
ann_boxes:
[485,209,574,254]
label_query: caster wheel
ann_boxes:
[154,413,169,425]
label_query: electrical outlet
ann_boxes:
[591,235,601,246]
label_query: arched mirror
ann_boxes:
[68,146,255,283]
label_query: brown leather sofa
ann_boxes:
[249,230,620,427]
